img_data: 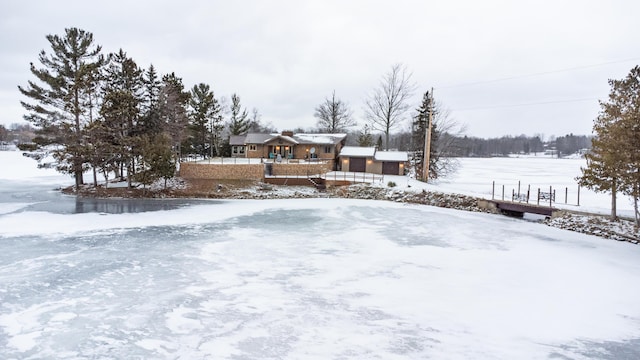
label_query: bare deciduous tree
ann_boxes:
[314,90,355,133]
[364,64,416,150]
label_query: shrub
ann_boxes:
[387,181,397,188]
[17,143,38,151]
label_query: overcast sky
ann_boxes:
[2,0,639,138]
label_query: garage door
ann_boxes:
[382,162,399,175]
[349,158,366,172]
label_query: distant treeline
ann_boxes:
[370,132,592,157]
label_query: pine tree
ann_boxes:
[579,112,625,220]
[357,124,374,147]
[412,91,440,180]
[608,66,640,224]
[100,49,144,186]
[140,64,162,135]
[188,83,219,157]
[19,27,105,188]
[158,72,190,159]
[578,66,640,221]
[228,93,250,135]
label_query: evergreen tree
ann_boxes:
[101,49,144,186]
[158,72,190,159]
[357,124,374,147]
[608,66,640,224]
[228,93,250,135]
[579,112,625,220]
[140,64,162,135]
[412,91,438,180]
[578,66,640,221]
[376,135,383,149]
[135,133,175,190]
[19,27,105,187]
[188,83,219,157]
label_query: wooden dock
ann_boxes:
[489,200,559,218]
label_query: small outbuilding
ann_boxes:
[338,146,408,175]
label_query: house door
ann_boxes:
[349,158,366,172]
[382,162,399,175]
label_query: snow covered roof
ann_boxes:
[274,135,299,144]
[244,133,275,144]
[339,146,376,157]
[241,132,345,145]
[229,135,246,146]
[375,151,409,162]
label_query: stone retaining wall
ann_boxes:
[179,162,264,180]
[271,161,333,176]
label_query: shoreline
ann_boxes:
[64,179,640,245]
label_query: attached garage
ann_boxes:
[349,158,367,172]
[338,146,408,176]
[381,161,399,175]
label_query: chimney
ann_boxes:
[281,130,294,137]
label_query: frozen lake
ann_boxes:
[1,150,640,359]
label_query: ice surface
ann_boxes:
[1,150,640,359]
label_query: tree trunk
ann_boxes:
[92,167,97,187]
[611,180,618,221]
[634,183,639,227]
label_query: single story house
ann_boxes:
[339,146,408,175]
[230,131,347,161]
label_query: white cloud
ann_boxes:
[3,0,639,137]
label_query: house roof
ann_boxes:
[339,146,376,157]
[375,151,409,162]
[240,132,346,146]
[294,133,347,145]
[229,135,246,146]
[244,133,276,144]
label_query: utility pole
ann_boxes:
[422,88,434,182]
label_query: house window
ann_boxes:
[324,146,332,153]
[249,145,257,151]
[232,146,245,155]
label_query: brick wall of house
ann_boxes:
[179,163,264,180]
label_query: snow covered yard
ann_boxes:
[1,150,640,359]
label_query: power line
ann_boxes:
[452,97,599,112]
[435,57,640,90]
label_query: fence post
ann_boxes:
[492,181,495,200]
[565,187,568,204]
[502,185,505,200]
[537,188,540,205]
[512,189,515,201]
[549,186,553,208]
[577,186,580,206]
[518,181,521,197]
[527,185,531,203]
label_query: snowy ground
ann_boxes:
[1,150,640,359]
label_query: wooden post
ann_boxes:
[512,189,515,201]
[549,186,553,208]
[502,185,505,201]
[537,188,540,205]
[527,185,531,203]
[565,187,568,204]
[492,181,495,200]
[577,186,580,206]
[518,181,521,197]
